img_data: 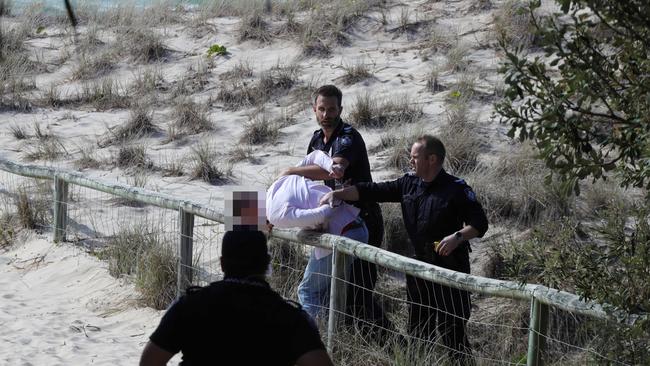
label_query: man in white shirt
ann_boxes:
[267,151,368,318]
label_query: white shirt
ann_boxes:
[266,151,360,259]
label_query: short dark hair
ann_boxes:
[313,85,342,107]
[221,231,270,278]
[417,135,446,162]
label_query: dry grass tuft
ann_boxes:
[15,186,50,230]
[438,105,482,175]
[78,78,131,110]
[73,51,117,80]
[189,143,231,185]
[267,238,307,301]
[115,145,151,169]
[102,104,157,146]
[466,144,574,226]
[348,92,422,128]
[493,0,536,49]
[171,97,213,135]
[217,63,299,110]
[120,26,168,63]
[240,113,279,145]
[101,226,177,310]
[9,123,27,140]
[75,145,101,170]
[238,11,271,43]
[340,60,374,85]
[220,60,253,81]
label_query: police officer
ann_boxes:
[140,231,334,366]
[282,85,389,338]
[320,135,488,364]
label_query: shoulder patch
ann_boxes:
[464,187,477,202]
[455,178,467,185]
[340,135,353,147]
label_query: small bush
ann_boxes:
[131,67,165,97]
[207,44,228,57]
[189,143,230,185]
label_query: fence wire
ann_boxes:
[0,169,646,365]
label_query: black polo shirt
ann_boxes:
[356,170,488,267]
[307,120,373,190]
[149,278,325,366]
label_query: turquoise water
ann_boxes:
[11,0,198,11]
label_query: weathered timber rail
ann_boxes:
[0,158,646,365]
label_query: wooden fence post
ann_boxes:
[53,176,68,243]
[527,297,549,366]
[177,208,195,297]
[326,245,347,353]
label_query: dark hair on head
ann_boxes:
[221,231,270,278]
[417,135,446,163]
[313,85,343,107]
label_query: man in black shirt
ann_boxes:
[282,85,389,338]
[140,231,333,366]
[320,135,488,364]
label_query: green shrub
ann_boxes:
[207,44,228,57]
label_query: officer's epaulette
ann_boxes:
[342,125,353,134]
[286,299,303,310]
[185,285,203,295]
[454,178,467,186]
[407,171,417,177]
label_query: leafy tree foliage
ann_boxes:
[495,0,650,191]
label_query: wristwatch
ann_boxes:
[454,231,463,241]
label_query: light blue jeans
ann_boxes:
[298,219,369,319]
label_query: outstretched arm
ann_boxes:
[319,185,360,206]
[282,157,349,180]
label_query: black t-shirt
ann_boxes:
[149,278,325,366]
[307,121,373,190]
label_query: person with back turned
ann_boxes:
[140,231,334,366]
[320,135,488,364]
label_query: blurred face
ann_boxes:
[410,142,435,179]
[313,95,342,132]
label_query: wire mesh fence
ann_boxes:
[0,163,647,365]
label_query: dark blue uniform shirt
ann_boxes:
[307,120,373,190]
[356,170,488,266]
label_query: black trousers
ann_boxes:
[345,204,392,338]
[406,245,472,363]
